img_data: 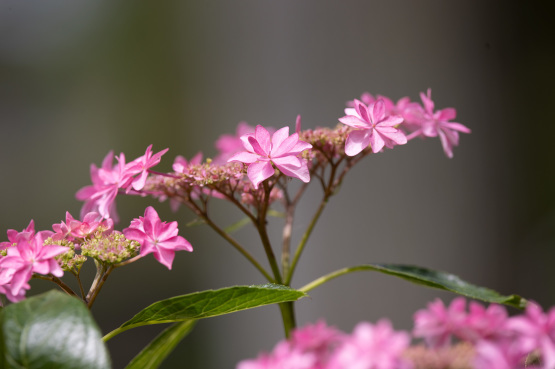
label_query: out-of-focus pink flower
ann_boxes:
[237,341,317,369]
[126,145,169,191]
[413,297,467,348]
[507,302,555,368]
[214,122,256,164]
[327,319,412,369]
[405,89,471,158]
[76,151,134,222]
[339,99,407,156]
[473,340,528,369]
[228,125,312,189]
[123,206,192,270]
[0,231,67,300]
[460,301,509,343]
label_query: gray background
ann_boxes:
[1,1,555,368]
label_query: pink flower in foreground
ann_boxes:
[0,219,35,251]
[507,302,555,368]
[339,99,407,156]
[405,89,471,158]
[413,297,467,348]
[0,231,67,300]
[123,206,192,269]
[327,319,412,369]
[228,125,312,189]
[237,341,317,369]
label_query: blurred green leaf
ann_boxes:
[0,290,110,369]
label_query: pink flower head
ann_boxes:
[473,340,529,369]
[228,125,312,189]
[460,301,509,343]
[237,341,317,369]
[406,89,471,158]
[0,231,67,298]
[127,145,169,191]
[507,302,555,368]
[76,151,135,222]
[327,319,412,369]
[339,99,407,156]
[413,297,467,348]
[123,206,192,270]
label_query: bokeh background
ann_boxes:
[1,1,555,367]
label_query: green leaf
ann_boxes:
[300,264,527,309]
[0,290,111,369]
[104,284,306,341]
[125,320,196,369]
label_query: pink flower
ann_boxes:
[327,319,412,369]
[172,152,203,174]
[76,151,134,221]
[405,89,471,158]
[473,340,528,369]
[123,206,192,269]
[127,144,169,191]
[339,99,407,156]
[237,341,317,369]
[460,301,509,343]
[228,125,312,189]
[506,302,555,368]
[413,297,467,347]
[0,231,67,299]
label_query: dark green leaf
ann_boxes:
[125,320,196,369]
[0,290,110,369]
[104,284,306,341]
[305,264,526,309]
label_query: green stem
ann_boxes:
[257,182,283,284]
[205,215,275,282]
[284,197,328,285]
[298,265,371,293]
[278,301,297,338]
[87,265,114,308]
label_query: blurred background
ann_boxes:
[1,1,555,367]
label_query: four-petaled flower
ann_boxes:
[228,125,312,189]
[339,99,407,156]
[123,206,192,270]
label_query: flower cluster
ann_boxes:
[0,207,192,304]
[237,319,411,369]
[343,90,471,158]
[74,90,468,228]
[239,298,555,369]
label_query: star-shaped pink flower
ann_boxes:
[123,206,192,270]
[339,99,407,156]
[228,125,312,189]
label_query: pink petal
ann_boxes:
[354,99,370,123]
[254,125,272,154]
[369,131,385,153]
[338,115,370,129]
[345,130,371,156]
[248,136,269,157]
[370,100,386,123]
[247,161,275,189]
[272,156,302,169]
[153,247,176,270]
[271,126,290,151]
[228,151,260,164]
[276,161,310,183]
[271,133,299,158]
